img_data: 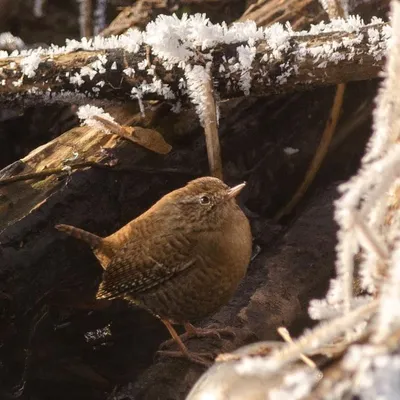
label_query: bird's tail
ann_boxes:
[55,224,103,248]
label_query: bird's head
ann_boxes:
[162,176,247,229]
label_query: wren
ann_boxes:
[56,176,252,366]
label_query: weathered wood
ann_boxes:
[0,0,387,398]
[0,76,375,398]
[100,0,246,37]
[0,22,389,107]
[239,0,389,27]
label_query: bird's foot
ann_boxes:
[185,323,237,341]
[158,319,232,367]
[156,350,214,367]
[158,323,236,350]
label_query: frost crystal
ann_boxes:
[264,23,291,59]
[144,14,195,63]
[143,13,263,66]
[123,67,135,77]
[342,345,400,399]
[269,369,321,400]
[0,13,391,131]
[70,73,85,86]
[77,104,115,133]
[20,53,41,78]
[237,45,256,95]
[184,65,211,126]
[283,147,299,155]
[0,32,25,52]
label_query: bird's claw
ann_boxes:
[158,326,236,351]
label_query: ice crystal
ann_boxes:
[76,104,115,133]
[184,64,211,126]
[0,32,25,52]
[283,147,300,155]
[20,53,41,78]
[0,14,391,131]
[269,369,321,400]
[237,45,256,95]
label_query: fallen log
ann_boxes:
[0,19,390,107]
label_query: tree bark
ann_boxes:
[0,22,389,107]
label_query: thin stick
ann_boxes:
[0,162,96,186]
[0,162,197,187]
[78,0,94,38]
[203,76,223,180]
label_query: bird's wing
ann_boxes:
[96,232,199,300]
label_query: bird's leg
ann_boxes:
[183,322,237,340]
[157,319,214,367]
[159,321,237,349]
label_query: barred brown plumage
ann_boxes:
[56,176,252,366]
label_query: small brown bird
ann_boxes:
[56,176,252,365]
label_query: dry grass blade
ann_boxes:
[277,327,320,372]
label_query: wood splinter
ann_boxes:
[202,75,223,180]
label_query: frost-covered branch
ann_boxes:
[0,15,390,109]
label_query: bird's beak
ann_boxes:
[226,182,246,199]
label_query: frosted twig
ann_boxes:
[236,299,378,375]
[352,211,389,261]
[277,327,320,372]
[0,17,390,108]
[373,243,400,342]
[309,295,372,320]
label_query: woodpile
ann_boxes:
[0,0,394,399]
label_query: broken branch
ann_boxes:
[0,20,390,107]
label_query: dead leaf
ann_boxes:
[125,126,172,154]
[92,115,172,154]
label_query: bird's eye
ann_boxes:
[199,195,211,205]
